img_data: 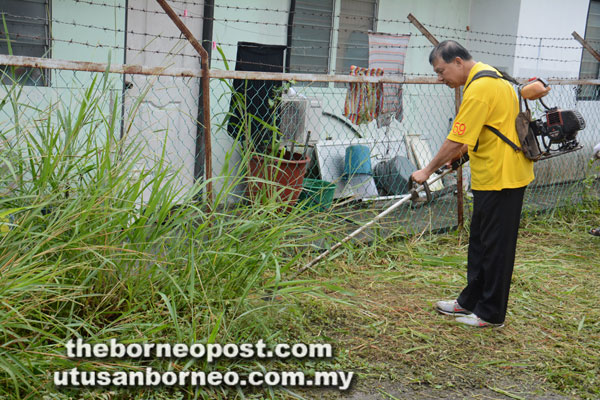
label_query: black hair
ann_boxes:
[429,40,473,64]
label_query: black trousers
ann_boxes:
[457,186,526,324]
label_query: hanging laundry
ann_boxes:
[368,32,411,128]
[343,65,384,125]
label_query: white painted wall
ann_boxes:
[514,0,597,184]
[466,0,590,79]
[467,0,521,75]
[211,0,289,71]
[377,0,471,76]
[513,0,589,79]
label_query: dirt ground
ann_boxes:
[291,237,598,400]
[325,378,572,399]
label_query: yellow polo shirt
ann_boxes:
[447,62,534,190]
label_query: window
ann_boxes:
[290,0,334,75]
[289,0,377,76]
[335,0,376,75]
[577,0,600,100]
[0,0,51,86]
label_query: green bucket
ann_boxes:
[298,178,336,211]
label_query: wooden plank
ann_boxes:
[406,135,444,192]
[2,54,598,85]
[572,31,600,63]
[407,13,439,46]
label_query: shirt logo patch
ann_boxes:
[453,122,466,136]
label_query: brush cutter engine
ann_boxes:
[531,106,585,157]
[520,78,585,159]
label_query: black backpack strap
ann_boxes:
[464,69,522,153]
[464,69,519,92]
[472,125,521,153]
[464,70,501,91]
[496,70,519,85]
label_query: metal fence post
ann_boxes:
[155,0,213,207]
[408,13,464,230]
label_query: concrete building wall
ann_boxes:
[514,0,596,184]
[467,0,521,75]
[513,0,589,79]
[0,0,126,142]
[52,0,126,63]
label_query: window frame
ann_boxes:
[577,0,600,101]
[334,0,378,76]
[289,0,377,77]
[289,0,335,76]
[0,0,52,87]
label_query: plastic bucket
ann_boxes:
[343,145,372,176]
[298,178,336,211]
[373,156,416,196]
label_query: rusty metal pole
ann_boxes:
[155,0,213,206]
[407,13,464,230]
[454,90,463,229]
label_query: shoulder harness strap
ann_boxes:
[465,69,522,153]
[464,69,519,91]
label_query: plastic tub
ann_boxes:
[373,156,416,196]
[343,145,372,176]
[298,178,336,211]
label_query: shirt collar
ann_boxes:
[463,62,489,92]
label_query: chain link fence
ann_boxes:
[1,57,599,238]
[0,61,203,205]
[211,73,600,234]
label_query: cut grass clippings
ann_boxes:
[291,206,600,399]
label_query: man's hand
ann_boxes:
[411,169,431,184]
[410,140,466,184]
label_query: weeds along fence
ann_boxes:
[1,54,599,238]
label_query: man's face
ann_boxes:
[432,57,464,89]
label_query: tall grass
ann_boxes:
[0,70,341,399]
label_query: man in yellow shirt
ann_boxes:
[411,40,534,328]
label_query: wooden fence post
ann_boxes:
[572,31,600,62]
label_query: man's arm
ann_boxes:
[411,139,467,184]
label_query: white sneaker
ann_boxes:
[435,300,470,316]
[455,313,504,328]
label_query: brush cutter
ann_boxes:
[294,154,469,277]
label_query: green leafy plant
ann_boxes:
[0,63,345,399]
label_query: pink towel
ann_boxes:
[368,32,411,128]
